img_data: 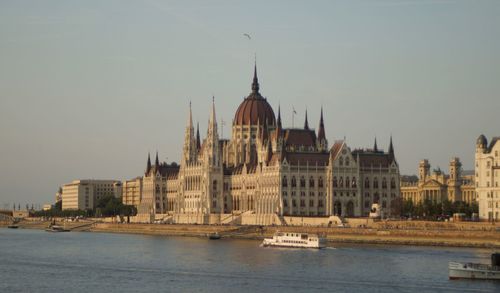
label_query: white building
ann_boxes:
[61,180,122,211]
[123,65,401,223]
[475,135,500,221]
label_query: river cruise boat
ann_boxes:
[449,253,500,280]
[262,232,327,249]
[45,225,70,232]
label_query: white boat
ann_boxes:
[449,254,500,280]
[262,232,327,249]
[45,225,70,232]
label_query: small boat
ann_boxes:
[449,253,500,280]
[208,232,221,240]
[262,232,327,249]
[7,224,19,229]
[45,225,70,232]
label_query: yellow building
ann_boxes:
[62,180,122,211]
[401,158,476,204]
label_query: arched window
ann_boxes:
[333,176,338,188]
[339,177,344,187]
[391,178,396,189]
[309,177,315,188]
[352,177,357,188]
[339,157,344,166]
[300,176,306,188]
[282,176,288,187]
[345,157,350,166]
[382,178,387,189]
[364,178,370,188]
[213,180,217,191]
[374,178,379,189]
[291,176,297,188]
[346,177,350,188]
[318,177,324,188]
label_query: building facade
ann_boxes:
[122,177,143,207]
[62,180,122,210]
[475,135,500,221]
[124,66,401,222]
[401,158,476,205]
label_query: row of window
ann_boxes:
[282,176,324,188]
[283,199,324,208]
[363,177,397,189]
[333,176,357,188]
[282,191,324,197]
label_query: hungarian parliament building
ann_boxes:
[122,66,401,223]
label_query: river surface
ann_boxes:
[1,228,499,293]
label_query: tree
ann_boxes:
[391,198,403,217]
[402,199,414,217]
[96,195,136,217]
[54,200,62,211]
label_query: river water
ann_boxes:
[1,229,499,293]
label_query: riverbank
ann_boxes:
[92,222,500,248]
[3,220,500,248]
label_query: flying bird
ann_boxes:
[243,33,251,40]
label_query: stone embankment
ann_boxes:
[92,221,500,248]
[3,219,500,248]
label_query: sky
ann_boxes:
[0,0,499,207]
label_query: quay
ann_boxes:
[2,218,500,249]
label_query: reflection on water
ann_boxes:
[0,229,499,293]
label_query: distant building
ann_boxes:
[124,65,401,223]
[400,158,476,205]
[12,210,30,219]
[61,180,122,211]
[475,135,500,221]
[43,204,52,211]
[122,177,143,207]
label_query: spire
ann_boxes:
[155,151,159,166]
[206,97,219,166]
[251,62,260,93]
[210,96,217,124]
[275,104,282,143]
[304,109,309,130]
[146,152,151,173]
[277,104,282,129]
[318,106,326,141]
[266,137,273,164]
[373,137,378,152]
[388,135,394,154]
[188,101,193,128]
[262,122,269,142]
[183,102,196,164]
[196,122,201,150]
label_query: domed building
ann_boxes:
[125,65,401,224]
[475,134,500,221]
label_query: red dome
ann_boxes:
[233,66,276,126]
[234,93,276,126]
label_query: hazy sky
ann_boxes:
[1,0,499,207]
